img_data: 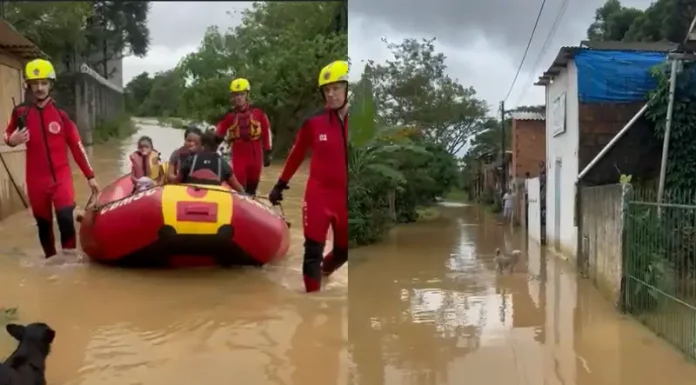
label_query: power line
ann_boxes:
[503,0,549,103]
[513,0,570,107]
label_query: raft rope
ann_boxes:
[81,186,291,227]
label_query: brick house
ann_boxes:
[511,111,545,179]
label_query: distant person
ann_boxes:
[214,78,272,196]
[167,125,203,182]
[176,130,245,193]
[268,60,349,293]
[3,59,99,258]
[503,189,514,224]
[129,136,163,192]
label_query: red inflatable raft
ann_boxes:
[78,175,290,268]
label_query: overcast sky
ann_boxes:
[123,2,249,85]
[349,0,655,112]
[126,0,656,112]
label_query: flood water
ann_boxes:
[2,121,696,384]
[0,121,348,385]
[349,204,696,384]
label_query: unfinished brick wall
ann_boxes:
[578,102,662,186]
[512,119,546,178]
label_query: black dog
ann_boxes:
[0,323,55,385]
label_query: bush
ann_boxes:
[348,78,459,246]
[92,114,137,143]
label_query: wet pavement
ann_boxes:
[1,121,696,384]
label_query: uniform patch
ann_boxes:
[48,121,61,134]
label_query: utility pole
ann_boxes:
[500,100,506,195]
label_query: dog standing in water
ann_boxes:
[0,323,55,385]
[494,248,522,274]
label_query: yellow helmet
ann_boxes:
[318,60,349,88]
[229,78,250,93]
[25,59,56,81]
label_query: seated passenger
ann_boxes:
[167,125,203,183]
[176,130,246,193]
[130,136,163,192]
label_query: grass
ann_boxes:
[442,188,468,202]
[92,114,137,143]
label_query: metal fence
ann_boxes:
[622,186,696,358]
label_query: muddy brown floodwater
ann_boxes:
[3,121,696,384]
[0,121,348,385]
[349,202,696,385]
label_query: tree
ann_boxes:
[5,1,151,78]
[587,0,696,43]
[363,38,489,157]
[124,72,153,114]
[178,2,347,153]
[84,1,151,78]
[141,70,186,118]
[3,2,93,69]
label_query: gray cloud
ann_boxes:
[146,1,249,50]
[348,0,657,109]
[124,2,251,84]
[349,0,655,64]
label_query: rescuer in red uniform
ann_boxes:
[215,78,272,196]
[268,60,349,293]
[3,59,99,258]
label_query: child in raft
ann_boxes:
[76,136,162,222]
[130,136,164,192]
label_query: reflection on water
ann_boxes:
[0,121,347,385]
[3,121,696,384]
[349,204,696,385]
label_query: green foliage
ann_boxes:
[362,38,490,156]
[349,48,460,247]
[92,114,137,143]
[645,63,696,191]
[587,0,696,42]
[5,1,151,78]
[125,70,186,118]
[175,2,347,155]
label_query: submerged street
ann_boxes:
[0,122,695,384]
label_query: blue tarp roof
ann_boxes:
[574,50,668,103]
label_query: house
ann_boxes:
[511,111,545,180]
[0,19,44,219]
[534,40,671,260]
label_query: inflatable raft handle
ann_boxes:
[256,196,291,229]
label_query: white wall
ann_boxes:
[545,60,579,259]
[526,177,541,243]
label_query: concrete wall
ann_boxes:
[545,60,579,260]
[579,184,624,304]
[53,64,125,145]
[527,177,542,243]
[512,119,546,178]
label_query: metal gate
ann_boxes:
[622,187,696,359]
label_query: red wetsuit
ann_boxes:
[215,104,271,195]
[3,99,94,258]
[278,108,348,292]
